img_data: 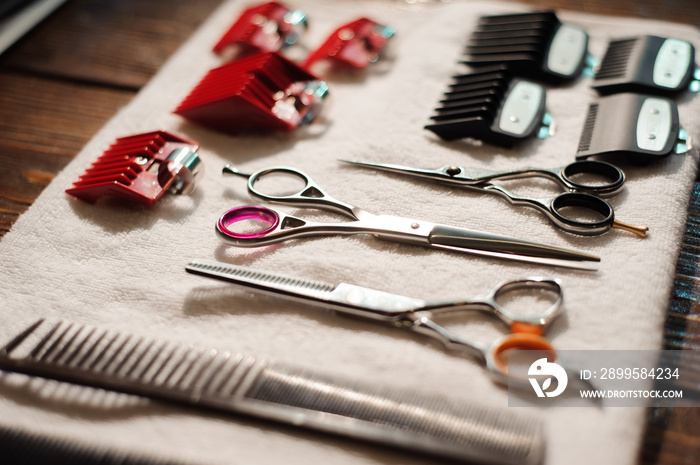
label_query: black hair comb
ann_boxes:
[592,35,698,95]
[462,11,589,83]
[576,93,689,162]
[425,66,550,146]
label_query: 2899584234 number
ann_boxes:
[600,367,680,380]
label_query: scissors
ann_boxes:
[341,159,648,237]
[217,164,599,270]
[186,259,562,385]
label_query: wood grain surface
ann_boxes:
[0,0,698,463]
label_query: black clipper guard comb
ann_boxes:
[425,66,549,146]
[463,11,589,83]
[576,93,686,162]
[593,35,697,96]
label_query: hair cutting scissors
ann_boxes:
[217,165,599,270]
[186,259,563,385]
[341,159,648,237]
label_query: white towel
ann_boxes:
[0,1,698,464]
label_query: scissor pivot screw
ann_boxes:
[446,166,461,176]
[411,223,420,229]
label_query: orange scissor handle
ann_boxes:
[488,333,557,381]
[510,321,544,336]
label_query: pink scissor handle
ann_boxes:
[217,206,281,240]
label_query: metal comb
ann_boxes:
[173,52,329,134]
[425,66,551,146]
[65,131,202,206]
[593,35,698,95]
[463,11,589,83]
[575,93,690,162]
[0,319,544,465]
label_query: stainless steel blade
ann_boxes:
[185,259,425,318]
[428,225,600,270]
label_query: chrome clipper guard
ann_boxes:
[65,131,202,206]
[462,11,589,83]
[212,1,308,59]
[425,66,551,146]
[592,35,698,96]
[575,93,690,162]
[303,17,396,73]
[174,52,329,134]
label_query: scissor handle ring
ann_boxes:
[488,333,557,381]
[217,206,280,240]
[492,278,562,327]
[561,160,625,196]
[247,167,315,202]
[550,192,614,235]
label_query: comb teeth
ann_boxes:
[65,131,201,206]
[186,260,337,293]
[593,35,696,95]
[246,363,543,462]
[425,67,546,146]
[2,320,257,398]
[174,52,329,134]
[0,319,545,465]
[594,38,637,80]
[466,12,558,61]
[575,93,680,162]
[464,11,588,82]
[577,103,599,153]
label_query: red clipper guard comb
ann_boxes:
[303,18,395,72]
[174,52,329,134]
[213,1,308,58]
[66,131,202,206]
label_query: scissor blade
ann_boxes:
[186,259,424,318]
[428,225,600,270]
[340,159,452,182]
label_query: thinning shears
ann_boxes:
[217,165,599,270]
[186,259,563,384]
[341,159,648,237]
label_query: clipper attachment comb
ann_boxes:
[174,52,329,134]
[303,17,395,73]
[463,11,589,83]
[65,131,202,206]
[575,93,688,162]
[213,1,308,59]
[592,35,698,95]
[425,66,550,146]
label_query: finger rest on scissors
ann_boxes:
[549,192,615,235]
[216,206,307,246]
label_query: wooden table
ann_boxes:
[0,0,698,463]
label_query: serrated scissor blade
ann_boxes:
[185,260,424,318]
